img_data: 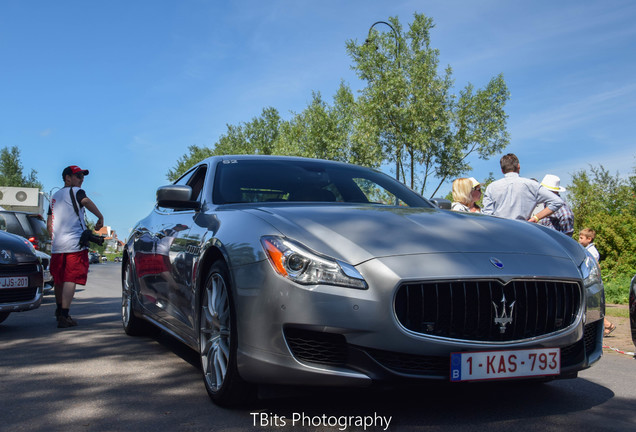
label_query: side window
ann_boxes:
[0,212,25,236]
[186,166,207,202]
[15,213,33,236]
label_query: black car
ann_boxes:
[0,230,44,324]
[0,210,52,254]
[89,252,100,264]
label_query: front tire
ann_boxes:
[199,261,255,407]
[121,258,151,336]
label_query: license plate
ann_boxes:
[0,276,29,289]
[450,348,560,382]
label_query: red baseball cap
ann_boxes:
[62,165,90,178]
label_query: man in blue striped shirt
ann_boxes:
[482,154,563,223]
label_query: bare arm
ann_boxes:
[80,197,104,231]
[528,207,554,223]
[529,188,563,223]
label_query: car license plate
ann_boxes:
[450,348,560,382]
[0,276,29,289]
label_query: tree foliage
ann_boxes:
[567,162,636,281]
[346,14,510,196]
[274,84,381,167]
[0,146,43,189]
[168,13,509,197]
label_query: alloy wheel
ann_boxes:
[121,262,133,328]
[200,270,231,392]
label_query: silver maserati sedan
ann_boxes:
[121,155,604,406]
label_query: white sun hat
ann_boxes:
[468,177,480,188]
[540,174,566,192]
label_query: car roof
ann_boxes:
[0,210,44,218]
[199,154,363,168]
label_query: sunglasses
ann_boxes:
[473,186,481,192]
[74,173,85,179]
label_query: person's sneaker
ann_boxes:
[57,315,78,328]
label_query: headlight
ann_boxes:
[261,236,367,290]
[580,250,604,323]
[580,252,602,288]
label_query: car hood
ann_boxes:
[0,231,39,264]
[243,204,585,266]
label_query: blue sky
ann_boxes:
[1,0,635,239]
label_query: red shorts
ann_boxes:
[50,250,89,285]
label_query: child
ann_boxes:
[578,228,600,262]
[578,228,614,336]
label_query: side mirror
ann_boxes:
[430,197,451,210]
[156,185,201,210]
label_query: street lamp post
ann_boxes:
[366,21,402,181]
[366,21,400,67]
[47,186,60,203]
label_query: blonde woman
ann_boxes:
[451,178,474,212]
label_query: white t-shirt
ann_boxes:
[49,186,87,253]
[451,202,470,212]
[586,243,600,262]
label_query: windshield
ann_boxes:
[212,159,433,208]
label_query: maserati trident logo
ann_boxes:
[489,257,504,269]
[492,293,515,334]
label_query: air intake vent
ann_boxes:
[284,327,348,365]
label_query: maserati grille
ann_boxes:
[394,279,582,342]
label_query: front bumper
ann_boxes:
[232,254,603,387]
[0,286,43,313]
[0,265,44,313]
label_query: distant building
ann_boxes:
[96,226,124,253]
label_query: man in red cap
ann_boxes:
[47,165,104,328]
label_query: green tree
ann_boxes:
[275,84,382,167]
[346,13,509,196]
[567,162,636,280]
[213,107,281,156]
[0,146,43,189]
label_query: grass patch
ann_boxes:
[605,307,629,318]
[603,273,632,305]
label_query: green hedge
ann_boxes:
[603,273,632,304]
